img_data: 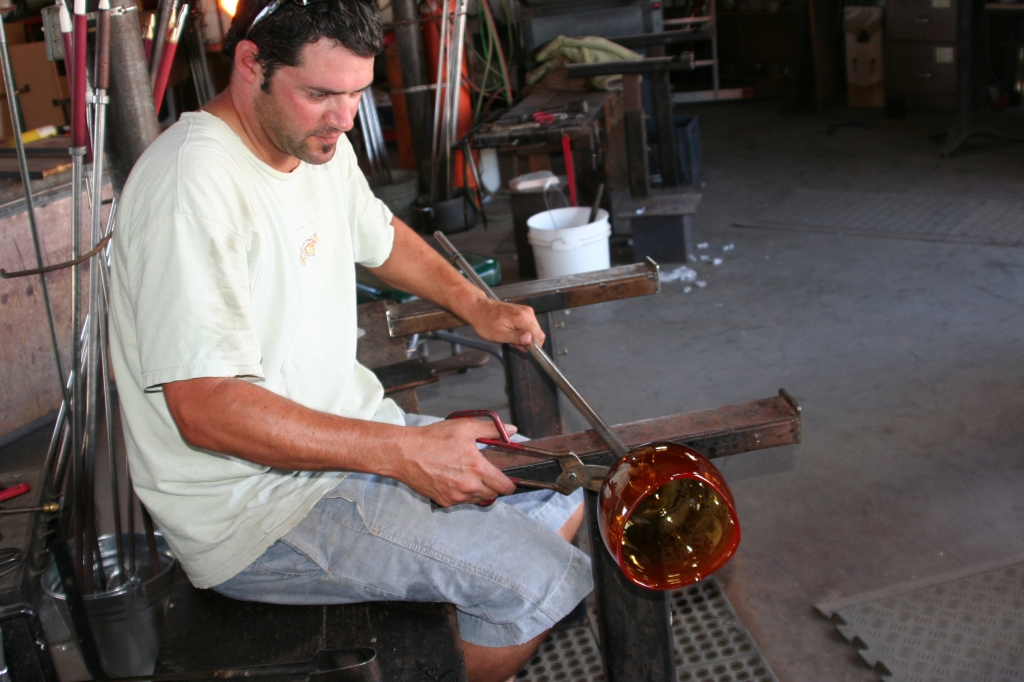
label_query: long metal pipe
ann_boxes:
[70,0,91,587]
[358,95,383,186]
[444,0,467,201]
[364,90,392,186]
[0,12,67,401]
[46,198,115,499]
[428,0,450,203]
[433,232,629,458]
[91,0,126,584]
[71,148,86,585]
[181,10,215,105]
[54,319,90,495]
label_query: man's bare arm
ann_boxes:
[162,376,516,507]
[367,219,546,347]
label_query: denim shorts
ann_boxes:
[213,416,592,648]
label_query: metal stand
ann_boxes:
[566,53,695,198]
[503,313,562,439]
[940,0,1018,157]
[586,490,676,681]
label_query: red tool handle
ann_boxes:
[444,410,528,507]
[445,409,522,451]
[0,483,30,503]
[152,41,178,112]
[561,133,577,207]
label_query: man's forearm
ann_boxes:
[368,219,545,347]
[162,376,517,506]
[164,376,406,476]
[368,219,489,320]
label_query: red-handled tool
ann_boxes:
[532,111,568,125]
[445,410,606,495]
[0,483,31,503]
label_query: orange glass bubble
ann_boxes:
[598,442,741,590]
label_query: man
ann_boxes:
[107,0,592,679]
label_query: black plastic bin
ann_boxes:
[648,114,702,186]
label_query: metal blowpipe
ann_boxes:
[433,232,629,458]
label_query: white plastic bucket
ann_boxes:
[527,207,611,279]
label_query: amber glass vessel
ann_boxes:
[597,442,740,590]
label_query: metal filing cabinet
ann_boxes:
[886,0,958,112]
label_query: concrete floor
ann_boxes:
[421,101,1024,681]
[5,100,1024,681]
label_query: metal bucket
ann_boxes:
[42,532,177,677]
[415,190,478,235]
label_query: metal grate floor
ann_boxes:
[736,188,1024,247]
[517,578,778,682]
[816,554,1024,682]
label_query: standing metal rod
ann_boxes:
[45,198,116,498]
[444,0,467,202]
[369,93,392,184]
[71,147,86,587]
[357,95,383,186]
[0,10,67,402]
[182,10,215,105]
[92,0,125,585]
[429,0,450,203]
[42,375,72,487]
[362,89,392,186]
[70,0,90,588]
[54,319,90,495]
[100,317,125,584]
[433,232,629,458]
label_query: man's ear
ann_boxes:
[233,40,265,88]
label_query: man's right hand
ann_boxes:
[394,418,518,507]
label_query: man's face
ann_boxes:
[253,39,375,166]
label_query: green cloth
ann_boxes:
[526,35,643,91]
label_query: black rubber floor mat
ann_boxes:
[517,578,778,682]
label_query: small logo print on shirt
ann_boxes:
[300,233,318,265]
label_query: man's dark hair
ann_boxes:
[223,0,383,92]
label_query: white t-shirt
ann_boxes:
[109,112,402,589]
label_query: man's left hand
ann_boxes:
[463,297,546,348]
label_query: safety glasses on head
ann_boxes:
[243,0,374,39]
[244,0,301,39]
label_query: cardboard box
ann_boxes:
[845,7,886,108]
[0,40,68,140]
